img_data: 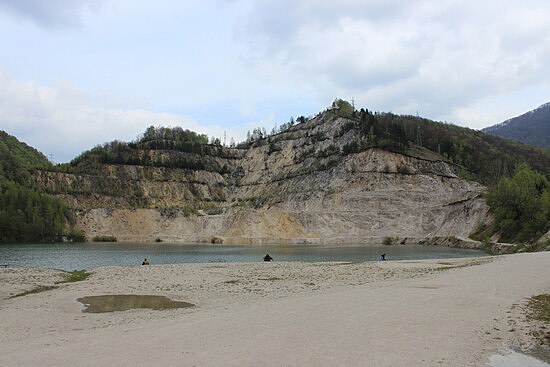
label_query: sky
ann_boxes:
[0,0,549,163]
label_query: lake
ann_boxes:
[0,242,486,271]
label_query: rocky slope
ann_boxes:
[34,111,491,245]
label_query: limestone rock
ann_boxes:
[34,113,491,245]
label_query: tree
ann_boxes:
[0,180,69,242]
[333,99,354,117]
[368,125,376,143]
[487,164,549,243]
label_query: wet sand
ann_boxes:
[1,252,549,366]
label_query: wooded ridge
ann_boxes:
[2,100,549,246]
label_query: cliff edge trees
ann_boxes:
[62,126,234,175]
[65,101,548,187]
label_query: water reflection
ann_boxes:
[77,295,194,313]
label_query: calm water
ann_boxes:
[0,242,486,271]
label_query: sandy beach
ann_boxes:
[1,252,549,366]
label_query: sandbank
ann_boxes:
[1,252,549,366]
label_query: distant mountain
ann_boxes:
[482,103,550,147]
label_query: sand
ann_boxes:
[1,252,549,366]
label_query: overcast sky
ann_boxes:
[1,0,549,163]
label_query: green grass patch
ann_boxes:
[526,294,550,323]
[9,285,59,299]
[9,270,91,299]
[432,258,493,272]
[524,294,550,348]
[56,270,91,284]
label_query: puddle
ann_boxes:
[77,295,194,313]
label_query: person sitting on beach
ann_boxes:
[379,253,386,261]
[263,254,273,262]
[142,258,150,265]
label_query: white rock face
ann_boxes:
[36,113,491,245]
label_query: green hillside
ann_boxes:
[57,103,550,187]
[0,131,72,243]
[323,100,549,184]
[0,130,51,183]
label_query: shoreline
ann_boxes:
[1,253,549,366]
[0,242,488,271]
[0,235,489,249]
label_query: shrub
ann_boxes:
[317,144,340,158]
[205,207,223,215]
[397,164,413,174]
[92,235,117,242]
[342,141,360,155]
[383,237,395,245]
[67,229,87,242]
[181,205,198,217]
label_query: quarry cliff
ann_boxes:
[34,107,493,245]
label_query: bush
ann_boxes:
[92,235,117,242]
[316,144,340,158]
[205,207,223,215]
[342,141,360,155]
[67,229,86,242]
[333,99,355,117]
[383,237,395,245]
[181,206,198,217]
[397,164,413,174]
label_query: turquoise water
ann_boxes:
[0,242,486,271]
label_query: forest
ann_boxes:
[325,99,549,185]
[0,131,72,243]
[482,164,549,245]
[60,126,228,173]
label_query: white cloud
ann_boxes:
[0,73,224,163]
[0,0,548,154]
[0,0,106,28]
[237,0,550,127]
